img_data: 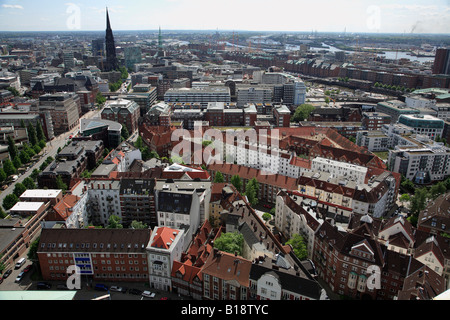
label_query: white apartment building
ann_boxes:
[311,157,368,185]
[356,130,390,152]
[405,95,436,109]
[155,179,211,246]
[87,180,122,226]
[275,191,324,259]
[147,226,184,291]
[388,141,450,184]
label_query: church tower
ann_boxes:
[105,8,118,71]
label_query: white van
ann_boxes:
[15,257,26,269]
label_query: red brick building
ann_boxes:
[101,98,140,134]
[37,228,151,282]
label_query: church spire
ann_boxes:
[105,7,118,71]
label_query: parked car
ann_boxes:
[57,284,69,290]
[128,288,142,295]
[23,264,32,273]
[142,291,155,298]
[0,276,3,284]
[110,286,123,292]
[37,282,52,290]
[94,283,108,291]
[3,270,12,279]
[15,271,25,283]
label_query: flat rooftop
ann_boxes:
[10,201,45,212]
[20,189,62,199]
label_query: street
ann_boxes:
[0,109,101,209]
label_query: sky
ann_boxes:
[0,0,449,34]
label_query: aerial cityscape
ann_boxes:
[0,0,450,306]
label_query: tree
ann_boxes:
[12,156,21,170]
[23,177,36,190]
[291,104,316,122]
[214,171,225,183]
[231,175,242,192]
[121,126,129,140]
[214,232,244,256]
[36,122,46,142]
[399,193,410,206]
[27,122,38,146]
[7,136,18,160]
[19,151,31,165]
[409,187,429,226]
[262,212,272,222]
[141,147,152,161]
[7,86,19,97]
[430,182,446,199]
[3,159,16,176]
[0,168,6,183]
[55,175,67,192]
[401,179,415,193]
[13,183,26,197]
[286,234,308,260]
[3,193,19,210]
[27,237,40,262]
[107,215,123,229]
[30,169,40,181]
[134,136,144,149]
[131,220,147,229]
[245,178,260,206]
[96,92,106,106]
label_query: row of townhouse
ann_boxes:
[36,194,326,300]
[203,126,384,179]
[275,189,450,300]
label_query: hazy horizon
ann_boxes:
[0,0,449,34]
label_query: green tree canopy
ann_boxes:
[291,104,316,122]
[286,234,308,260]
[55,175,68,192]
[231,175,242,192]
[23,177,36,190]
[36,122,46,142]
[130,220,148,229]
[27,122,38,146]
[0,168,6,183]
[214,232,244,256]
[107,215,123,229]
[214,171,225,183]
[96,92,106,106]
[3,159,16,176]
[245,177,259,206]
[7,136,18,160]
[12,156,22,170]
[3,193,19,210]
[13,183,26,197]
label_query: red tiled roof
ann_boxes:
[50,194,80,221]
[150,227,180,249]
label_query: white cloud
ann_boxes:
[2,4,24,9]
